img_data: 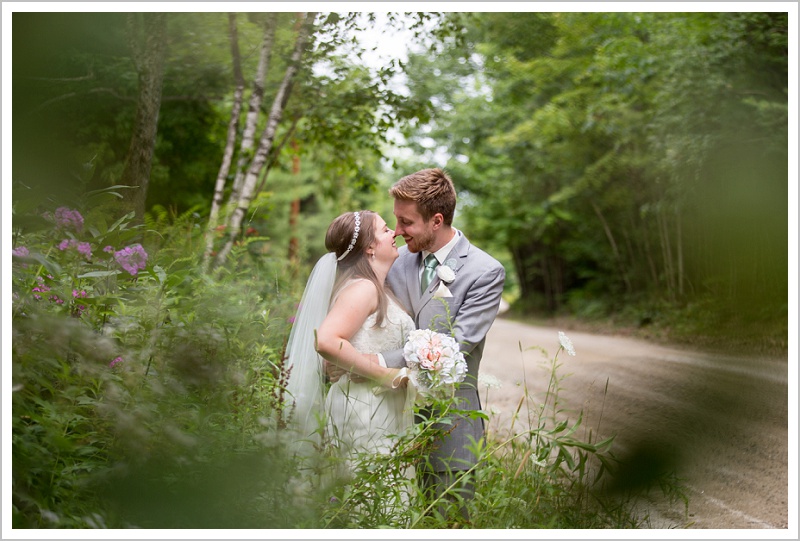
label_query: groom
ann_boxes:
[380,167,505,521]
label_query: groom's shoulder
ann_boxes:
[462,237,503,270]
[462,242,506,286]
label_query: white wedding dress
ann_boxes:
[324,283,415,466]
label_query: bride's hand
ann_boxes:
[386,367,409,390]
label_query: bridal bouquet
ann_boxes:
[403,328,467,404]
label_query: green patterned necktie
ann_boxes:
[420,253,439,293]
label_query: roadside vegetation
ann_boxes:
[11,207,691,529]
[10,10,786,530]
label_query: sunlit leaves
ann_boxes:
[401,11,787,327]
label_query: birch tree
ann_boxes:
[226,13,279,211]
[202,13,247,272]
[213,12,318,268]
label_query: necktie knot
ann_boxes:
[421,254,439,293]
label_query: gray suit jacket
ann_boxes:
[383,232,505,471]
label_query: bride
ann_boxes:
[284,210,414,468]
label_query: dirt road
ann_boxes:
[479,317,791,530]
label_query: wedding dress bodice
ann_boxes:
[348,294,415,355]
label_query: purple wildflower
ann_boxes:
[109,357,124,368]
[57,239,92,260]
[12,246,29,258]
[32,276,50,300]
[71,291,88,317]
[53,207,84,233]
[103,245,115,253]
[76,242,92,259]
[114,244,148,276]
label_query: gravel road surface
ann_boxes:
[479,317,791,531]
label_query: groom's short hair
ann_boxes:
[390,168,457,225]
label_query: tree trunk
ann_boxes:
[676,208,684,297]
[639,215,660,291]
[202,13,246,272]
[255,115,301,197]
[120,13,167,223]
[509,240,563,313]
[287,140,301,265]
[509,244,531,300]
[591,200,632,294]
[657,206,676,301]
[215,12,317,267]
[226,13,279,213]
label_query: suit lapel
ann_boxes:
[402,251,423,316]
[412,235,470,317]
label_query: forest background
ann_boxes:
[5,5,794,531]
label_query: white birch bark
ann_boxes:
[202,13,246,271]
[215,12,317,267]
[225,13,279,213]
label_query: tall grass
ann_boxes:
[309,339,690,529]
[10,201,687,529]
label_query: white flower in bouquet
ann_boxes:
[403,328,467,402]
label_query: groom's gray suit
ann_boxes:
[382,231,505,472]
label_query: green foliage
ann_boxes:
[14,10,779,529]
[12,13,232,214]
[12,197,689,529]
[13,11,788,351]
[398,12,787,350]
[11,201,299,527]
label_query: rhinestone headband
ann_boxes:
[337,212,361,261]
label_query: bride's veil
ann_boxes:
[284,252,337,456]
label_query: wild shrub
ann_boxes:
[11,197,686,529]
[11,198,300,528]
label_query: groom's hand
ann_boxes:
[324,359,345,383]
[324,359,369,384]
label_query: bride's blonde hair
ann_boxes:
[325,210,391,327]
